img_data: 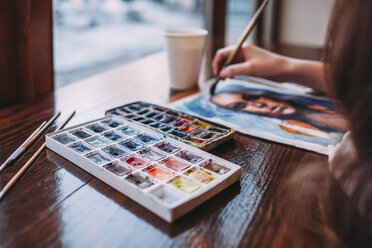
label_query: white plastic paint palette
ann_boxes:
[46,116,241,222]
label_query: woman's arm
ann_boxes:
[212,44,327,92]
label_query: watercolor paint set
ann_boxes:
[46,115,241,222]
[105,101,235,151]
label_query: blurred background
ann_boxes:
[53,0,254,88]
[0,0,334,108]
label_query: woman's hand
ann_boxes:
[328,131,357,180]
[212,43,326,92]
[212,44,291,80]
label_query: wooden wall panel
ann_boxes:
[0,0,54,109]
[31,0,54,98]
[203,0,227,79]
[0,1,19,107]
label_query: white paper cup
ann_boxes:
[165,28,208,90]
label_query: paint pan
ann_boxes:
[143,165,174,181]
[180,115,194,121]
[195,131,216,140]
[122,155,149,169]
[126,103,149,112]
[127,105,141,112]
[68,142,92,154]
[150,122,161,128]
[208,127,228,134]
[119,107,129,113]
[160,115,178,124]
[137,109,150,115]
[202,161,231,175]
[146,112,158,118]
[138,102,151,109]
[138,148,166,161]
[103,131,124,142]
[133,117,145,122]
[161,157,190,171]
[87,123,107,133]
[178,125,196,133]
[169,130,189,139]
[166,110,179,116]
[160,125,172,132]
[184,168,215,184]
[70,129,91,139]
[169,177,200,194]
[86,136,110,148]
[190,129,204,136]
[153,106,167,112]
[153,114,164,121]
[119,139,145,151]
[173,120,189,127]
[101,119,123,128]
[140,119,154,125]
[53,134,76,145]
[102,145,128,159]
[154,142,180,154]
[192,120,211,129]
[186,137,205,144]
[150,186,182,204]
[176,151,204,164]
[135,133,159,144]
[118,126,140,136]
[124,114,136,119]
[104,161,131,176]
[126,173,154,189]
[85,152,111,165]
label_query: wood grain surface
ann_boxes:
[0,53,327,248]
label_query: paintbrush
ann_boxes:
[209,0,271,95]
[0,112,61,173]
[0,111,76,201]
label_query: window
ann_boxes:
[226,0,255,45]
[53,0,203,88]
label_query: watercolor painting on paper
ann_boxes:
[171,77,346,155]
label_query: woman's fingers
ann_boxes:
[212,46,236,75]
[220,63,253,78]
[212,44,284,79]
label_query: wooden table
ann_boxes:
[0,53,326,247]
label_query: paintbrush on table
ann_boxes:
[0,112,61,173]
[0,111,76,201]
[209,0,271,95]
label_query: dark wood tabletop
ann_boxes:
[0,53,326,248]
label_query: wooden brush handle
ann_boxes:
[224,0,271,66]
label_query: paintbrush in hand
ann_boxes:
[210,0,271,95]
